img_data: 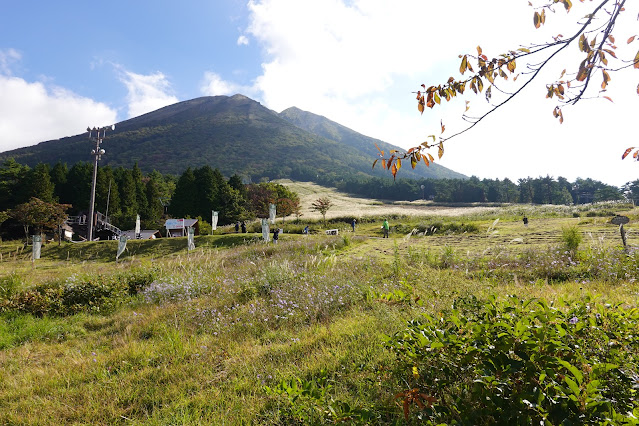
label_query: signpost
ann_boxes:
[211,211,219,231]
[611,215,630,252]
[261,219,270,242]
[32,235,41,260]
[187,227,195,251]
[269,203,276,225]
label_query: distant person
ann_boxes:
[303,225,309,235]
[523,216,529,227]
[351,218,357,232]
[273,227,280,243]
[382,219,389,238]
[235,221,240,233]
[241,221,246,233]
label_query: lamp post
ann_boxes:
[86,124,114,241]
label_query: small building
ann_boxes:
[122,229,162,240]
[165,218,199,237]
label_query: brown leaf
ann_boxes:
[440,120,445,134]
[622,147,634,160]
[438,144,444,159]
[634,50,639,69]
[628,36,636,44]
[372,159,378,169]
[603,96,613,102]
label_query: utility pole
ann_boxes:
[86,125,114,241]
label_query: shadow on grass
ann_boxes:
[40,234,263,262]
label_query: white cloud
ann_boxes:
[237,35,249,46]
[0,76,117,152]
[200,71,242,96]
[244,0,639,186]
[117,68,178,118]
[0,48,21,75]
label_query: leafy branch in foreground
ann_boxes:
[373,0,639,177]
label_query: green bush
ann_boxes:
[561,226,582,252]
[385,296,639,424]
[0,272,21,299]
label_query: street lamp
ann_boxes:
[86,124,114,241]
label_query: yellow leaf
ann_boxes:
[438,144,444,159]
[396,158,402,171]
[634,50,639,69]
[428,153,435,163]
[459,55,468,74]
[418,102,424,114]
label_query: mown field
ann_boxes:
[1,199,639,425]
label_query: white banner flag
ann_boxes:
[116,235,127,260]
[135,214,141,238]
[261,219,270,242]
[187,227,195,251]
[32,235,41,260]
[269,203,276,224]
[211,211,219,230]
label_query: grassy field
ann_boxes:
[1,196,638,424]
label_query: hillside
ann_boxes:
[0,95,465,181]
[279,106,465,180]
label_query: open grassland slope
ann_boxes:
[1,201,639,424]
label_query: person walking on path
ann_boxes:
[235,222,240,233]
[241,221,246,233]
[351,218,357,232]
[382,219,389,238]
[273,227,280,243]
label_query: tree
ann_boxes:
[373,0,639,177]
[9,198,70,243]
[310,197,333,225]
[169,167,197,218]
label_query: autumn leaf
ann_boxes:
[534,11,541,29]
[438,143,444,159]
[628,35,636,44]
[634,50,639,69]
[440,120,446,134]
[460,55,468,74]
[622,147,634,160]
[603,96,613,102]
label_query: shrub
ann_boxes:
[561,226,582,253]
[0,272,21,299]
[385,296,639,424]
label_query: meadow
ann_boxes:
[1,198,638,425]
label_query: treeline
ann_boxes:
[329,175,629,204]
[0,159,299,232]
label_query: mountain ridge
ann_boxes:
[0,95,466,182]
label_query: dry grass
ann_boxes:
[278,180,500,219]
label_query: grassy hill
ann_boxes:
[1,200,638,424]
[0,95,465,183]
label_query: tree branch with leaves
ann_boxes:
[373,0,639,177]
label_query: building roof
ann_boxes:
[122,230,161,239]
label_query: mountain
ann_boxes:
[279,106,466,180]
[0,95,465,182]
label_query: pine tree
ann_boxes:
[170,168,197,218]
[27,163,55,203]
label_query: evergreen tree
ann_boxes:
[95,166,121,224]
[170,167,198,218]
[145,177,164,228]
[0,158,30,210]
[65,162,92,212]
[118,168,138,229]
[132,162,148,220]
[27,163,55,203]
[50,162,68,202]
[193,165,218,220]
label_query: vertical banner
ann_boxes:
[211,211,219,231]
[32,235,42,260]
[135,214,141,238]
[187,227,195,251]
[269,203,276,224]
[116,235,127,261]
[261,219,270,242]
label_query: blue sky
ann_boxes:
[1,0,638,186]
